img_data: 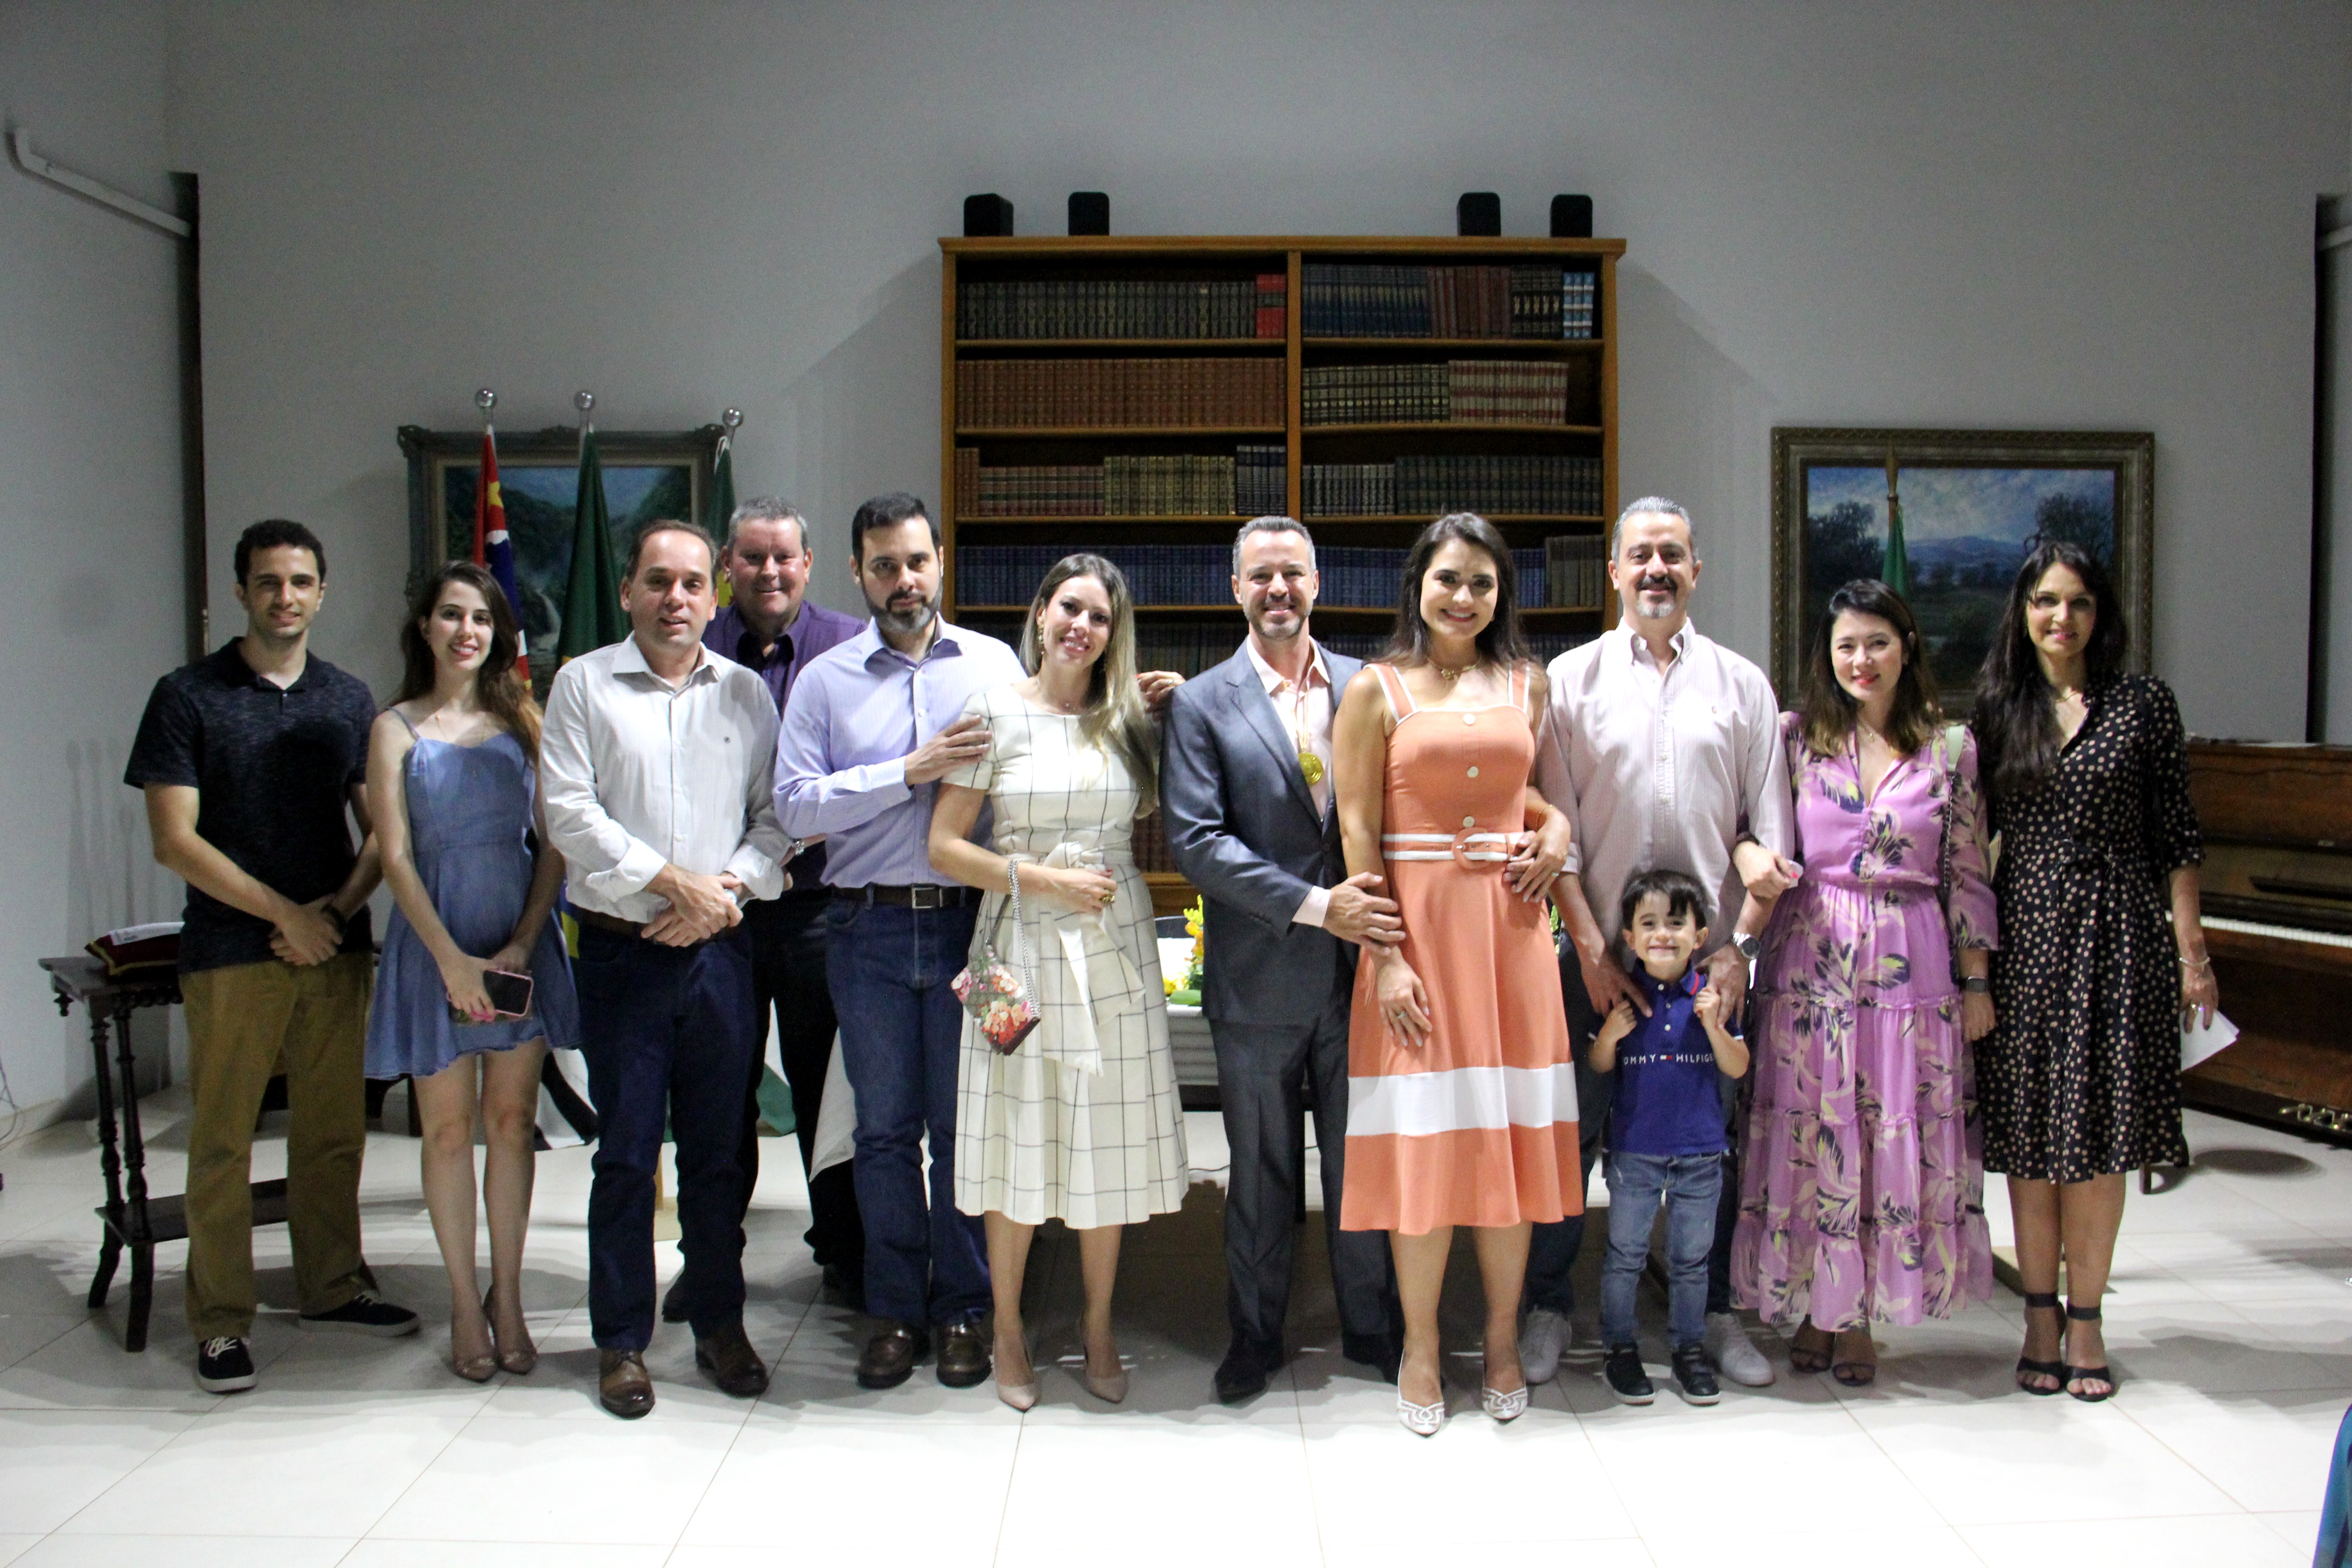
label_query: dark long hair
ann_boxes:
[1970,539,2126,802]
[1799,579,1941,759]
[395,561,542,756]
[1019,553,1158,813]
[1379,511,1530,671]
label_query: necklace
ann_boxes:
[1431,657,1476,684]
[1283,680,1326,786]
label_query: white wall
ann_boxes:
[158,0,2352,743]
[0,0,186,1129]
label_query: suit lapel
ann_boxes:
[1224,653,1318,819]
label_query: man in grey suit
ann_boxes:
[1162,517,1404,1404]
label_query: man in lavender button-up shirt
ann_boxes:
[772,493,1024,1392]
[1521,496,1797,1393]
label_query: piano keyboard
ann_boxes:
[2202,915,2352,950]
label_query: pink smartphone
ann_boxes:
[450,968,534,1025]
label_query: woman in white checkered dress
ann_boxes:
[929,554,1188,1411]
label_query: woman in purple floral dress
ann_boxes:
[1731,581,1997,1384]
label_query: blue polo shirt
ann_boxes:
[1605,964,1740,1157]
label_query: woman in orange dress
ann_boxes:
[1333,512,1579,1436]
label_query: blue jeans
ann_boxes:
[824,900,990,1327]
[1527,946,1741,1317]
[574,924,759,1351]
[1599,1150,1722,1351]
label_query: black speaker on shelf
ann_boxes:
[1068,191,1109,235]
[1456,191,1502,236]
[963,193,1014,237]
[1550,194,1593,238]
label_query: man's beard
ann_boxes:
[1247,599,1307,641]
[1630,576,1681,621]
[872,587,937,637]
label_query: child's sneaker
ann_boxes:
[1671,1343,1721,1405]
[196,1335,256,1393]
[1603,1345,1654,1405]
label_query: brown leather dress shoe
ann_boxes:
[695,1323,771,1398]
[856,1322,929,1390]
[598,1349,654,1420]
[936,1320,991,1388]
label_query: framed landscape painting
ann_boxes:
[1769,428,2153,708]
[400,423,722,692]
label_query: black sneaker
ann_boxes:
[1671,1343,1722,1405]
[1603,1345,1654,1405]
[299,1288,421,1338]
[196,1335,257,1394]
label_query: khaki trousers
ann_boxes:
[179,953,372,1340]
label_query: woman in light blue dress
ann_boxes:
[365,562,577,1382]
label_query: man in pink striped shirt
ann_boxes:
[1526,497,1800,1391]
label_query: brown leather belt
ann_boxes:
[832,883,981,909]
[571,908,650,939]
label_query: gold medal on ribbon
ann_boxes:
[1299,749,1326,786]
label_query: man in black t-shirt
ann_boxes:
[126,519,418,1394]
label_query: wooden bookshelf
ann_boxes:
[941,235,1625,911]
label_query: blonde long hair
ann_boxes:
[1019,554,1158,814]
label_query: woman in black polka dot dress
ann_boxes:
[1970,539,2217,1404]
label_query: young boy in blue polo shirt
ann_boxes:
[1590,867,1750,1406]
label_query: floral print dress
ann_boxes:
[1731,714,1998,1329]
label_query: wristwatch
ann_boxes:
[1962,975,1991,994]
[1733,932,1761,962]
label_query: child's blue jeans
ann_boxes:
[1599,1150,1723,1351]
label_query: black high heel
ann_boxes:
[2062,1301,2114,1402]
[2015,1291,2065,1395]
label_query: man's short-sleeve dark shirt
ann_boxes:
[123,641,377,973]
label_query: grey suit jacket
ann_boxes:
[1160,642,1364,1027]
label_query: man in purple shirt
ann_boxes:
[676,497,867,1327]
[774,493,1024,1392]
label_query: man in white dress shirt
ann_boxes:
[1527,497,1798,1389]
[541,520,794,1419]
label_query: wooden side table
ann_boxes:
[39,955,289,1352]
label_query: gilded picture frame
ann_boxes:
[1769,427,2155,709]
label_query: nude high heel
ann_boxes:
[485,1287,536,1376]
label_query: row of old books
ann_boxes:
[956,358,1285,428]
[954,446,1287,517]
[954,543,1594,610]
[1299,455,1604,516]
[954,450,1104,515]
[1300,264,1599,338]
[1300,361,1571,425]
[956,545,1230,607]
[956,277,1285,339]
[1545,533,1608,610]
[1107,456,1234,516]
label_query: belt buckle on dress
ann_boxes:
[1450,824,1494,872]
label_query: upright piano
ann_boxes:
[2183,740,2352,1142]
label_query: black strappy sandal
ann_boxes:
[2015,1291,2065,1396]
[2063,1301,2115,1402]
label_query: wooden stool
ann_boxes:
[39,956,292,1352]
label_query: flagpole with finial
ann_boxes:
[471,387,496,564]
[1882,442,1912,598]
[707,408,743,603]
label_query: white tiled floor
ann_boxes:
[0,1095,2344,1566]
